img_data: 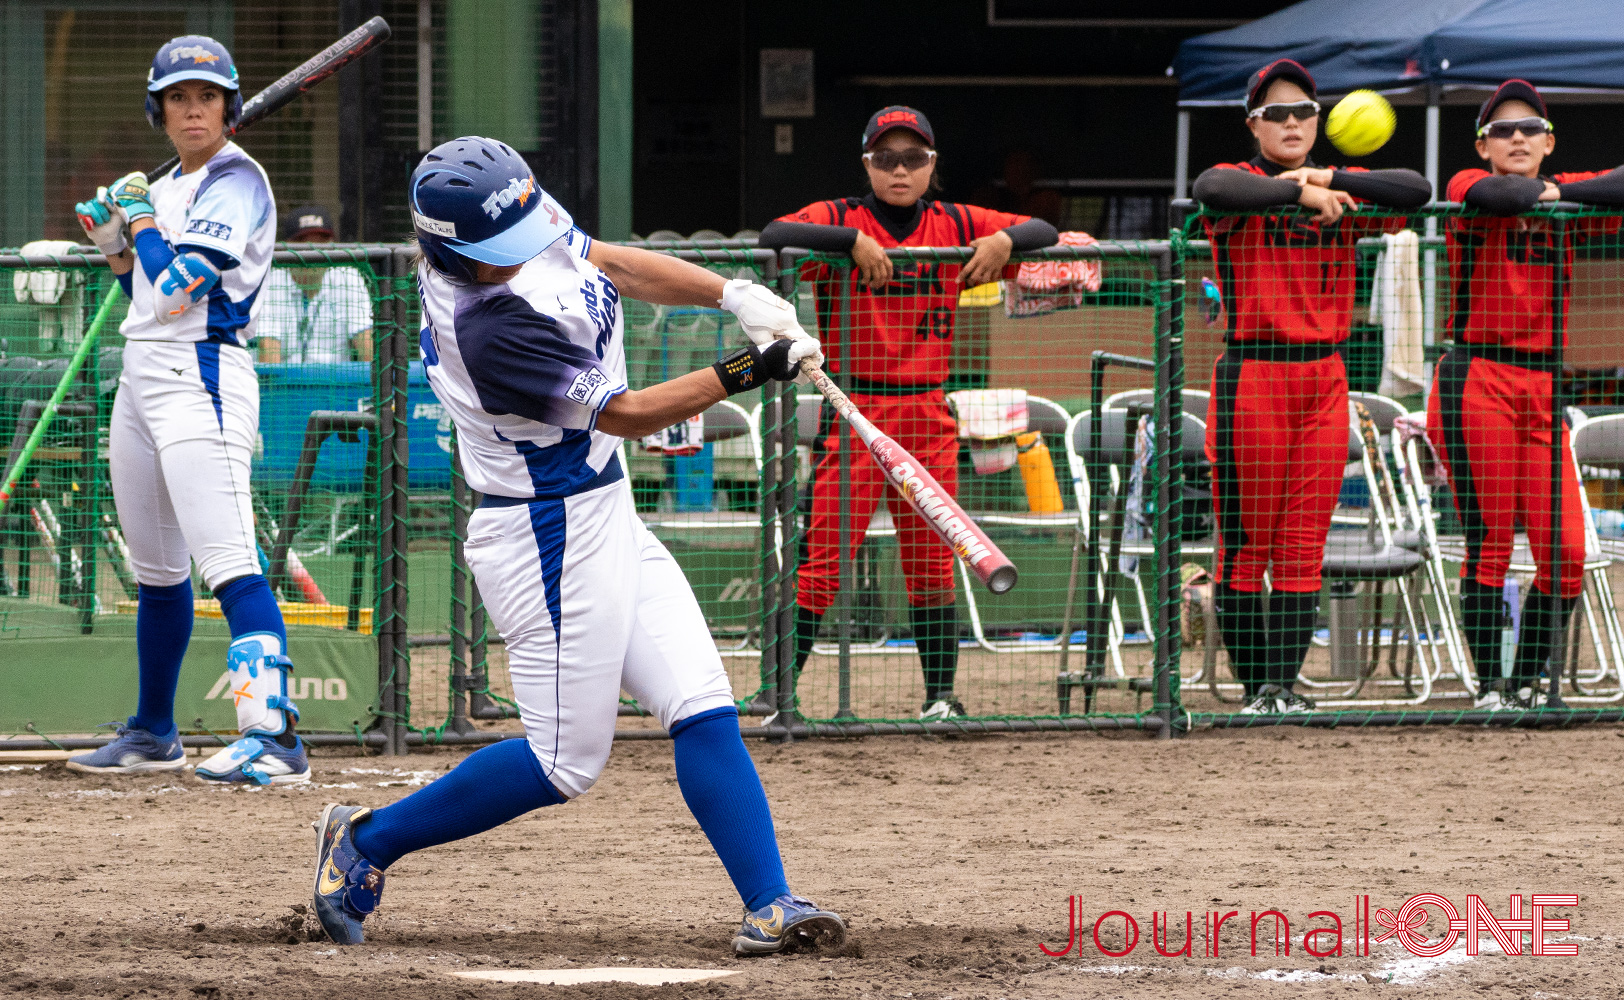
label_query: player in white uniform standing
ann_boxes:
[310,137,844,956]
[66,36,310,784]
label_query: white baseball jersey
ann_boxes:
[418,228,735,793]
[120,141,276,347]
[417,227,627,498]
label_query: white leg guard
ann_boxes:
[224,631,299,736]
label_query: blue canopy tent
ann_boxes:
[1170,0,1624,198]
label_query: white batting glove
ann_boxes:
[75,188,128,256]
[720,278,810,345]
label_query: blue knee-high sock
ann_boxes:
[129,580,194,738]
[214,574,286,646]
[351,738,563,870]
[671,707,790,911]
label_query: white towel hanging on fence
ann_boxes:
[1370,229,1425,397]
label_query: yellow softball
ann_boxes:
[1326,90,1397,157]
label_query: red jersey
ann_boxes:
[1445,169,1618,354]
[1204,158,1397,345]
[782,196,1027,385]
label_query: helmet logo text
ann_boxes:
[170,45,221,65]
[481,175,536,221]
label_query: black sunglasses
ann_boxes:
[1248,100,1321,124]
[863,148,937,172]
[1477,116,1553,140]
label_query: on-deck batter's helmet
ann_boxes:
[409,136,574,284]
[146,35,242,130]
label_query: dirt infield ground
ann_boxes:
[3,726,1622,999]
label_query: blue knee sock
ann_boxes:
[671,707,790,911]
[130,580,194,738]
[214,574,286,646]
[352,738,563,870]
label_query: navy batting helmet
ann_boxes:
[146,35,242,130]
[409,137,574,284]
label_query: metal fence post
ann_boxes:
[773,251,802,737]
[1548,214,1569,705]
[1153,241,1187,737]
[372,254,398,755]
[380,246,413,755]
[448,429,475,735]
[835,263,854,720]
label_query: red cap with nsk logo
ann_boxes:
[862,105,935,150]
[1246,58,1317,111]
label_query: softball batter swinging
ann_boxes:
[311,137,843,956]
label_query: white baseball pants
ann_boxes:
[463,478,737,799]
[109,339,262,589]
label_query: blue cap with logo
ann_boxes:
[146,35,242,129]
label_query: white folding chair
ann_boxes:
[1105,387,1210,424]
[1551,412,1624,701]
[1303,399,1436,707]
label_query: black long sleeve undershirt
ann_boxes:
[757,220,859,252]
[1194,166,1432,211]
[1002,217,1060,251]
[1192,168,1301,210]
[1559,165,1624,207]
[757,215,1058,252]
[1329,169,1432,208]
[1461,174,1547,216]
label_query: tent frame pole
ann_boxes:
[1174,109,1191,201]
[1421,85,1441,409]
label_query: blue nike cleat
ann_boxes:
[65,725,186,775]
[194,733,311,785]
[312,803,385,945]
[733,893,846,956]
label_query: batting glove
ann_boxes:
[714,336,824,395]
[721,278,806,342]
[75,188,129,256]
[108,172,155,224]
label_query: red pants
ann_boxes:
[797,390,959,613]
[1206,349,1348,594]
[1426,349,1585,598]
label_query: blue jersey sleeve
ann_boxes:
[178,154,273,266]
[456,291,625,430]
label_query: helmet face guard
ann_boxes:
[409,137,574,283]
[146,35,243,130]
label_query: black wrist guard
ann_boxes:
[713,346,764,396]
[713,340,795,396]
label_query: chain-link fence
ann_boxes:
[9,222,1624,752]
[1173,202,1624,726]
[0,246,400,746]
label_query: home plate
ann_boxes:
[452,968,738,986]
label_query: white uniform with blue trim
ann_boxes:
[418,228,736,797]
[109,141,275,589]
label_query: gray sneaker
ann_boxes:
[1277,688,1317,714]
[1238,685,1285,715]
[919,698,967,721]
[66,725,186,775]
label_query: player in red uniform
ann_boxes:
[1426,80,1624,710]
[1192,60,1431,715]
[759,106,1057,719]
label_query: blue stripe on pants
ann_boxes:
[194,341,224,429]
[526,498,568,774]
